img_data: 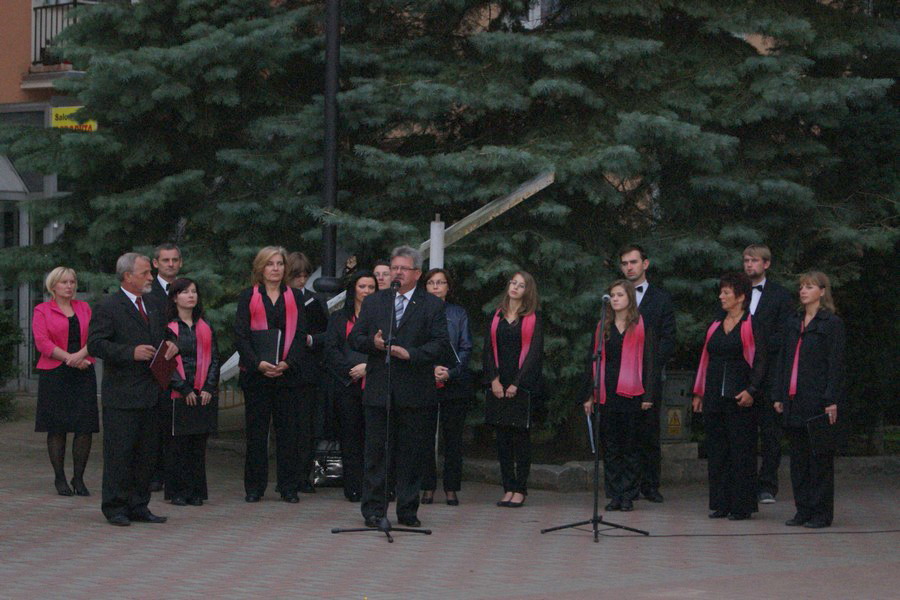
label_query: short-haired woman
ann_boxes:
[773,272,845,528]
[32,267,97,496]
[692,272,768,520]
[164,278,220,507]
[234,246,308,503]
[483,271,544,508]
[421,268,473,506]
[582,280,656,512]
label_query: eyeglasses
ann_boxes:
[508,281,527,290]
[390,265,417,272]
[427,280,448,286]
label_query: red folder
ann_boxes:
[150,341,178,390]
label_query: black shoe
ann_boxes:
[708,510,729,519]
[728,513,751,521]
[170,496,187,506]
[245,493,261,503]
[364,515,381,528]
[130,510,167,523]
[398,516,422,527]
[446,492,459,506]
[804,518,830,529]
[187,497,204,506]
[620,499,634,512]
[345,492,362,503]
[605,499,622,511]
[149,480,164,493]
[642,490,664,503]
[785,514,810,527]
[421,491,434,505]
[54,477,74,497]
[299,481,316,494]
[281,493,300,503]
[107,514,131,527]
[70,478,90,497]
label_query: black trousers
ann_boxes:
[151,403,169,485]
[637,401,662,494]
[756,397,782,496]
[164,433,209,501]
[361,403,432,521]
[336,385,365,498]
[101,405,158,520]
[786,426,834,524]
[296,383,317,485]
[243,383,300,496]
[603,411,640,501]
[422,392,468,492]
[495,425,531,494]
[705,407,758,516]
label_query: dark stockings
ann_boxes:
[47,433,92,496]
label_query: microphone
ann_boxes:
[601,294,611,303]
[390,279,401,291]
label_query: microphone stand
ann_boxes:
[541,298,649,543]
[332,280,431,543]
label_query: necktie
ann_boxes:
[165,282,170,293]
[754,285,764,291]
[135,296,149,323]
[395,294,406,323]
[635,285,644,293]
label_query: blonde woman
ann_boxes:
[32,267,97,496]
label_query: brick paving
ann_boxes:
[1,414,898,599]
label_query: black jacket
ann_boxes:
[165,318,221,396]
[582,321,658,411]
[772,310,845,428]
[147,277,170,314]
[439,302,474,399]
[637,284,676,369]
[295,287,329,386]
[87,290,166,409]
[482,311,545,397]
[349,286,450,408]
[233,285,308,388]
[324,310,368,388]
[698,312,769,412]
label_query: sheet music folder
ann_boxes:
[150,341,178,390]
[251,329,282,365]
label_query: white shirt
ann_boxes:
[749,278,766,315]
[157,275,173,294]
[634,280,648,306]
[121,287,147,314]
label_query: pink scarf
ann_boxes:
[490,311,536,370]
[788,320,805,397]
[592,315,646,405]
[249,286,297,361]
[167,319,212,399]
[692,315,755,397]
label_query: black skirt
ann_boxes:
[35,365,99,434]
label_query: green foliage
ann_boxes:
[0,0,896,442]
[0,308,23,421]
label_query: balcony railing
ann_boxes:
[32,1,99,65]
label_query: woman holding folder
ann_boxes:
[483,271,544,508]
[582,280,656,512]
[691,272,767,520]
[164,278,220,506]
[234,246,307,503]
[773,271,845,528]
[324,270,376,502]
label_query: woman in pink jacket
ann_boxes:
[32,267,97,496]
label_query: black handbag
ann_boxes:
[311,440,344,487]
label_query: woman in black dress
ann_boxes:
[233,246,307,503]
[164,278,220,506]
[582,280,656,512]
[483,271,544,508]
[324,270,376,502]
[421,268,473,506]
[32,267,98,496]
[773,271,845,528]
[691,272,767,520]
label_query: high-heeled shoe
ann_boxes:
[70,478,90,497]
[54,477,73,497]
[446,492,459,506]
[421,491,434,505]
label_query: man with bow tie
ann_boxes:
[619,244,676,504]
[742,244,794,504]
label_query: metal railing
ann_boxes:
[32,1,99,65]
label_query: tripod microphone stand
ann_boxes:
[331,279,432,543]
[541,295,649,543]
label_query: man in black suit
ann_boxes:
[742,244,794,504]
[88,252,176,526]
[619,244,676,503]
[146,242,182,491]
[349,246,449,528]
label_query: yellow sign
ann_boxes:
[50,107,98,132]
[667,408,682,436]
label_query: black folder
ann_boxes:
[251,329,282,365]
[806,413,839,457]
[485,389,531,429]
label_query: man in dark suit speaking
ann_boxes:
[88,252,176,526]
[349,246,449,528]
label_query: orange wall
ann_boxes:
[0,1,52,104]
